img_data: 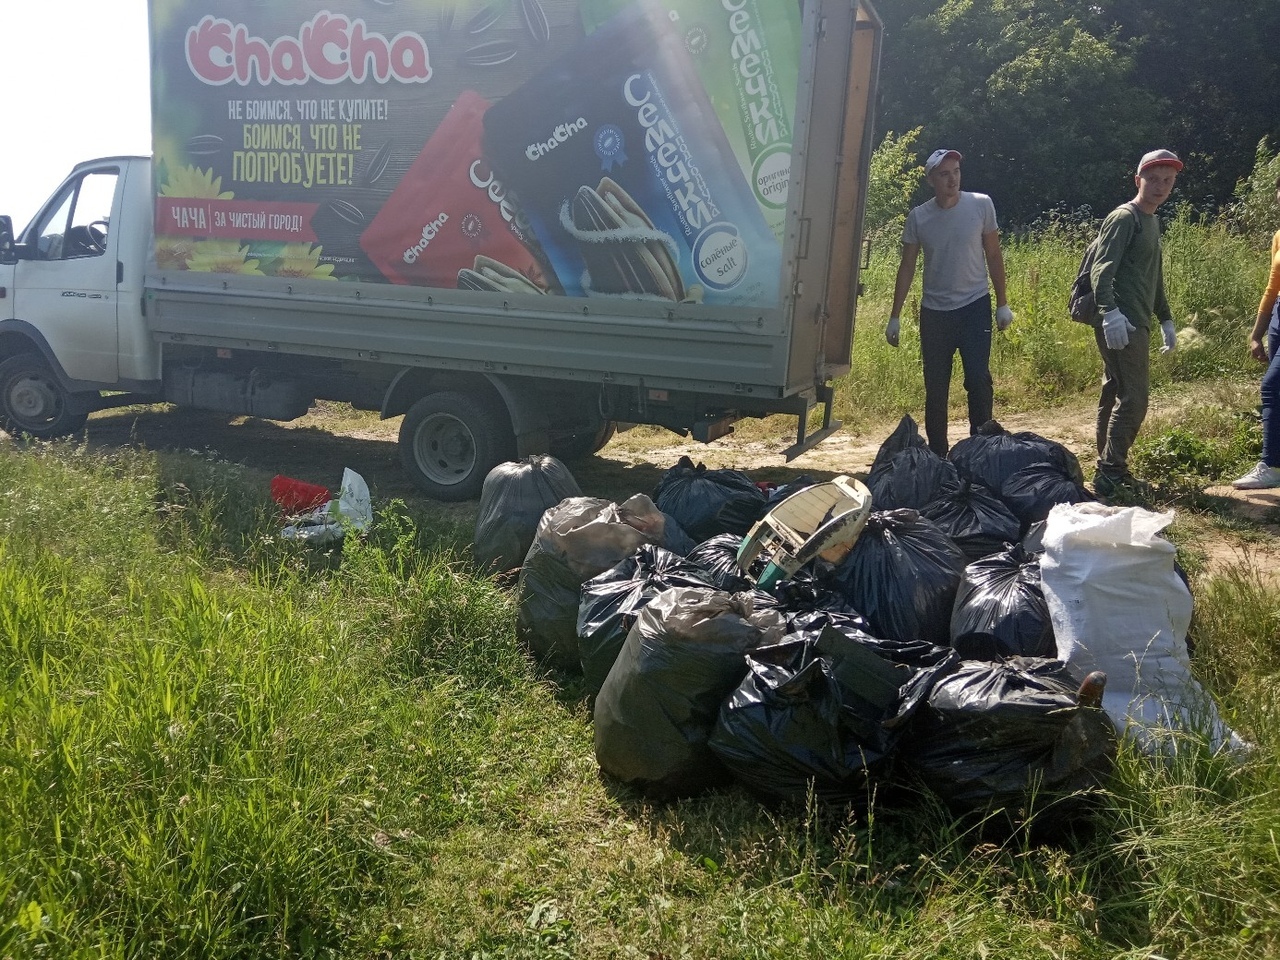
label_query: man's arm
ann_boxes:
[1089,212,1134,313]
[891,242,920,317]
[981,229,1008,307]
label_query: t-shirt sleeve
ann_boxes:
[1260,230,1280,319]
[902,208,919,246]
[981,195,998,234]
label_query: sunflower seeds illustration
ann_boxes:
[519,0,550,44]
[362,141,392,186]
[466,3,502,34]
[462,39,517,67]
[186,134,224,155]
[327,199,367,226]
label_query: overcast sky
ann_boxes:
[0,1,151,229]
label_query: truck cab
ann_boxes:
[0,156,160,437]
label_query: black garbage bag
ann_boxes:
[473,455,582,574]
[867,445,962,511]
[577,545,716,695]
[686,533,756,592]
[999,462,1094,530]
[950,545,1055,661]
[920,478,1022,563]
[653,456,768,542]
[896,658,1117,817]
[788,609,955,672]
[822,510,968,646]
[516,495,672,670]
[594,587,786,799]
[755,571,865,617]
[708,629,909,803]
[948,421,1085,491]
[867,414,928,486]
[765,475,818,505]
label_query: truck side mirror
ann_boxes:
[0,216,15,265]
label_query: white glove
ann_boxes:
[1160,319,1176,354]
[1102,307,1135,350]
[995,304,1014,332]
[885,316,901,348]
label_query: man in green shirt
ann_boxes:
[1090,149,1182,498]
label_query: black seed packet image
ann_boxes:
[482,1,781,307]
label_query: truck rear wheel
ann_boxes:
[0,354,89,439]
[399,391,514,501]
[550,420,617,461]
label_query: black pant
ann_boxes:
[919,295,994,457]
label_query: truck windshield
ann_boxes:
[30,169,118,261]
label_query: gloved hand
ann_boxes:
[1102,307,1135,350]
[885,316,901,348]
[995,304,1014,332]
[1160,319,1177,354]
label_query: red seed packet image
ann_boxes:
[359,90,550,292]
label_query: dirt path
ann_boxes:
[59,391,1280,581]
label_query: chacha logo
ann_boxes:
[525,118,588,161]
[186,11,432,86]
[402,212,450,264]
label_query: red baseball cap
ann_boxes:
[1137,149,1183,175]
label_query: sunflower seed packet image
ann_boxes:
[359,90,552,292]
[482,1,781,307]
[580,0,801,244]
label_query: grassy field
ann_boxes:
[3,222,1280,958]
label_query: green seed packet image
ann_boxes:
[581,0,801,243]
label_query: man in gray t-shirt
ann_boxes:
[887,149,1013,456]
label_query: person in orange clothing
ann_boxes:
[1232,173,1280,489]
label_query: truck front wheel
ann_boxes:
[399,391,514,501]
[0,354,89,439]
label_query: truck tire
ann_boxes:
[0,354,89,439]
[550,420,617,461]
[399,391,515,501]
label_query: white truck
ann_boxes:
[0,0,881,500]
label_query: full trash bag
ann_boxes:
[921,478,1022,562]
[822,509,968,646]
[950,545,1055,661]
[516,494,673,670]
[685,533,756,592]
[787,609,955,671]
[897,657,1117,817]
[999,462,1094,531]
[594,587,786,799]
[652,456,768,542]
[948,421,1085,491]
[867,413,928,486]
[473,455,582,574]
[867,445,961,511]
[708,628,909,803]
[1040,502,1248,754]
[577,545,715,695]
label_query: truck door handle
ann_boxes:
[117,261,124,284]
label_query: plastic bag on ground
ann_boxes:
[787,609,955,671]
[473,455,582,574]
[822,509,968,646]
[948,420,1085,491]
[685,533,756,592]
[999,462,1094,531]
[897,657,1117,817]
[921,478,1022,562]
[950,544,1055,661]
[1040,502,1248,754]
[516,494,670,670]
[708,629,908,804]
[281,468,373,545]
[577,545,715,695]
[867,445,962,511]
[593,587,786,799]
[867,413,928,486]
[653,456,768,543]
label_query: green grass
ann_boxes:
[2,417,1279,958]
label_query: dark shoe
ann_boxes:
[1093,470,1149,501]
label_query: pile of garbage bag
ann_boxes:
[497,419,1243,819]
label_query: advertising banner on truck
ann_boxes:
[149,0,801,308]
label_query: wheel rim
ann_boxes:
[410,411,477,486]
[7,371,63,428]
